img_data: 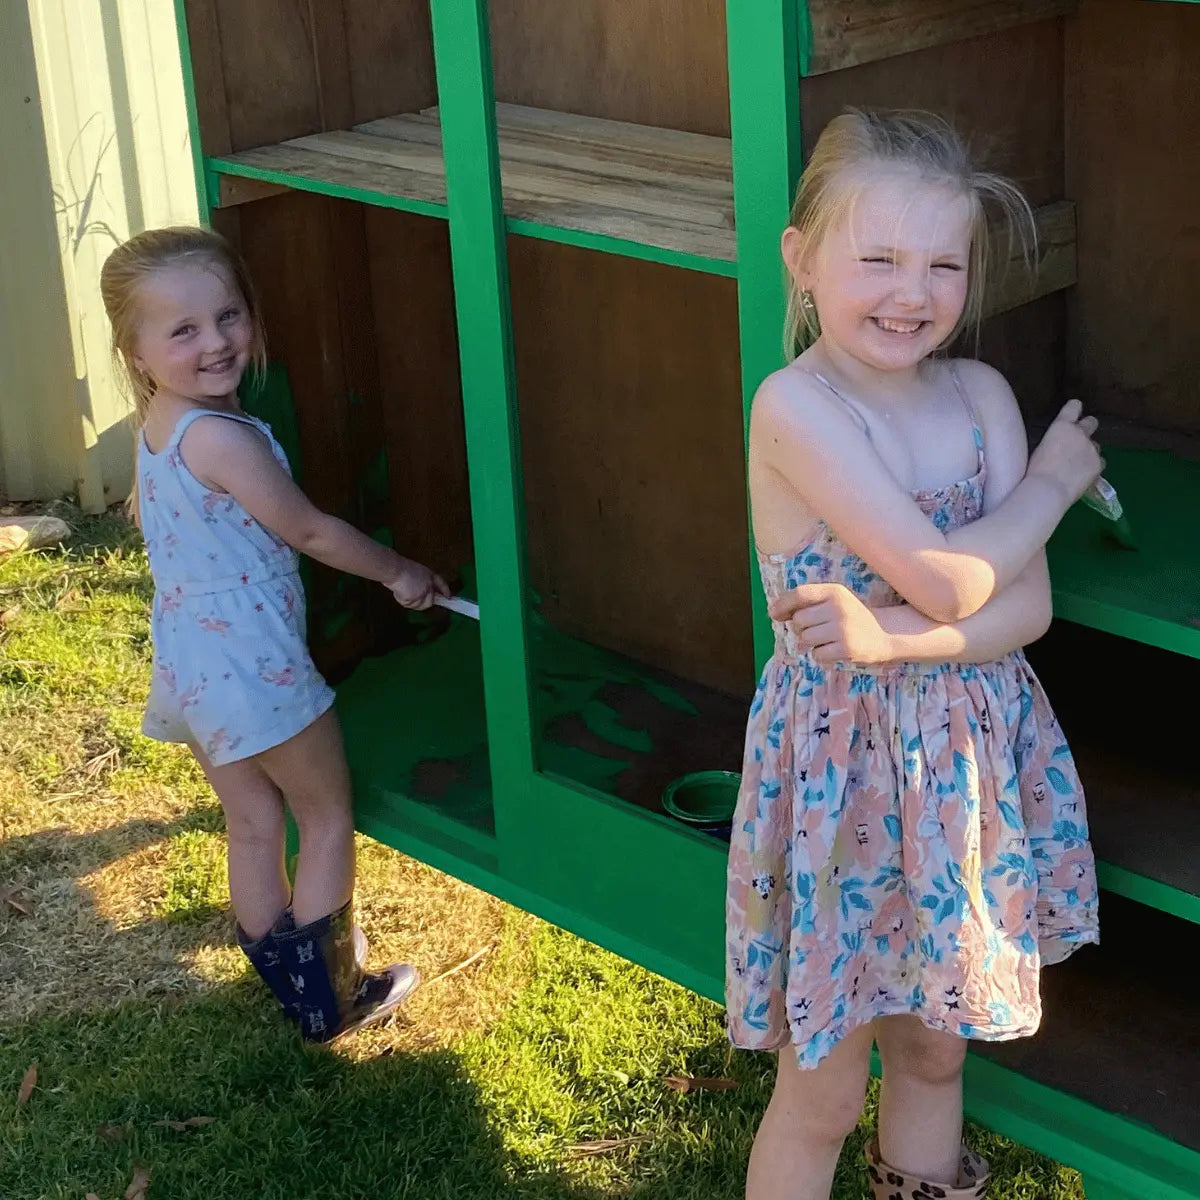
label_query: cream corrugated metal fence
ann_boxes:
[1,0,197,510]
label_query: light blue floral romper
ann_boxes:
[138,408,335,765]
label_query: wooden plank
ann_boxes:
[364,209,474,584]
[182,0,231,156]
[511,241,754,696]
[214,0,322,150]
[491,104,731,169]
[342,0,437,123]
[1065,0,1200,439]
[305,0,354,132]
[489,0,730,136]
[216,173,291,207]
[805,0,1076,75]
[983,200,1076,318]
[361,113,733,188]
[304,129,731,231]
[225,140,448,207]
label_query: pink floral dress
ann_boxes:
[725,368,1099,1070]
[138,408,335,765]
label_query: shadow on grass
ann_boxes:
[2,984,639,1200]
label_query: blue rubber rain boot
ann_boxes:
[274,900,419,1043]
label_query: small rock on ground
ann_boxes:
[0,515,71,555]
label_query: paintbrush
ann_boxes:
[1081,476,1137,550]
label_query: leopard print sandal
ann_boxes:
[864,1137,990,1199]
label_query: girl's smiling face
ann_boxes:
[788,169,974,376]
[131,262,254,404]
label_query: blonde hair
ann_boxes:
[100,226,267,517]
[783,109,1036,359]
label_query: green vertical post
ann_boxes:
[172,0,211,224]
[428,0,537,858]
[726,0,804,671]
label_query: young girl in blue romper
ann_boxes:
[101,226,449,1042]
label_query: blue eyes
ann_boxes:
[169,310,240,338]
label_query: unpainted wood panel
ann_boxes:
[236,191,372,674]
[801,20,1066,206]
[214,0,324,150]
[182,0,232,155]
[343,0,437,122]
[805,0,1074,75]
[363,208,474,585]
[1065,0,1200,440]
[510,241,753,697]
[489,0,731,136]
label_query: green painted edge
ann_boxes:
[351,796,1200,1198]
[1097,861,1200,925]
[357,786,498,862]
[172,0,210,224]
[796,0,815,77]
[204,156,449,220]
[961,1053,1200,1199]
[428,0,539,865]
[1052,589,1200,661]
[505,217,738,277]
[727,0,804,672]
[539,768,731,847]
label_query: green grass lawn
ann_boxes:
[0,506,1084,1199]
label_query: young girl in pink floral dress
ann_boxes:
[725,111,1102,1199]
[102,227,449,1042]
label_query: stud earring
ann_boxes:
[800,289,816,314]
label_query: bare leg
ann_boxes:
[875,1014,968,1185]
[191,743,289,940]
[746,1021,876,1200]
[255,708,355,928]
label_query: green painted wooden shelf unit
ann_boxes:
[175,3,1199,1198]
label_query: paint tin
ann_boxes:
[662,770,741,840]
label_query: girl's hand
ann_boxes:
[768,583,894,665]
[1026,399,1103,507]
[387,559,451,610]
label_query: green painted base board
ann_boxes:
[1048,447,1200,657]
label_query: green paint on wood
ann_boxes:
[1048,447,1200,658]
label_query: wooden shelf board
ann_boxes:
[214,103,736,269]
[210,103,1071,299]
[1048,446,1200,657]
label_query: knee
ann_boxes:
[223,804,284,848]
[292,802,353,844]
[773,1054,869,1144]
[880,1024,967,1088]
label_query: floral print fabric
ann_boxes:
[138,408,335,765]
[725,400,1099,1070]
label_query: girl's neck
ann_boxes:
[804,340,931,412]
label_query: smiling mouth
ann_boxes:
[872,317,927,335]
[199,357,236,374]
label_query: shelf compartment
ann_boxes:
[531,617,749,823]
[336,617,495,849]
[1024,622,1200,924]
[209,103,1073,296]
[972,895,1200,1155]
[1046,447,1200,658]
[801,0,1076,75]
[335,607,747,848]
[210,102,736,271]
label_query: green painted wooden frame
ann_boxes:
[171,0,1200,1195]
